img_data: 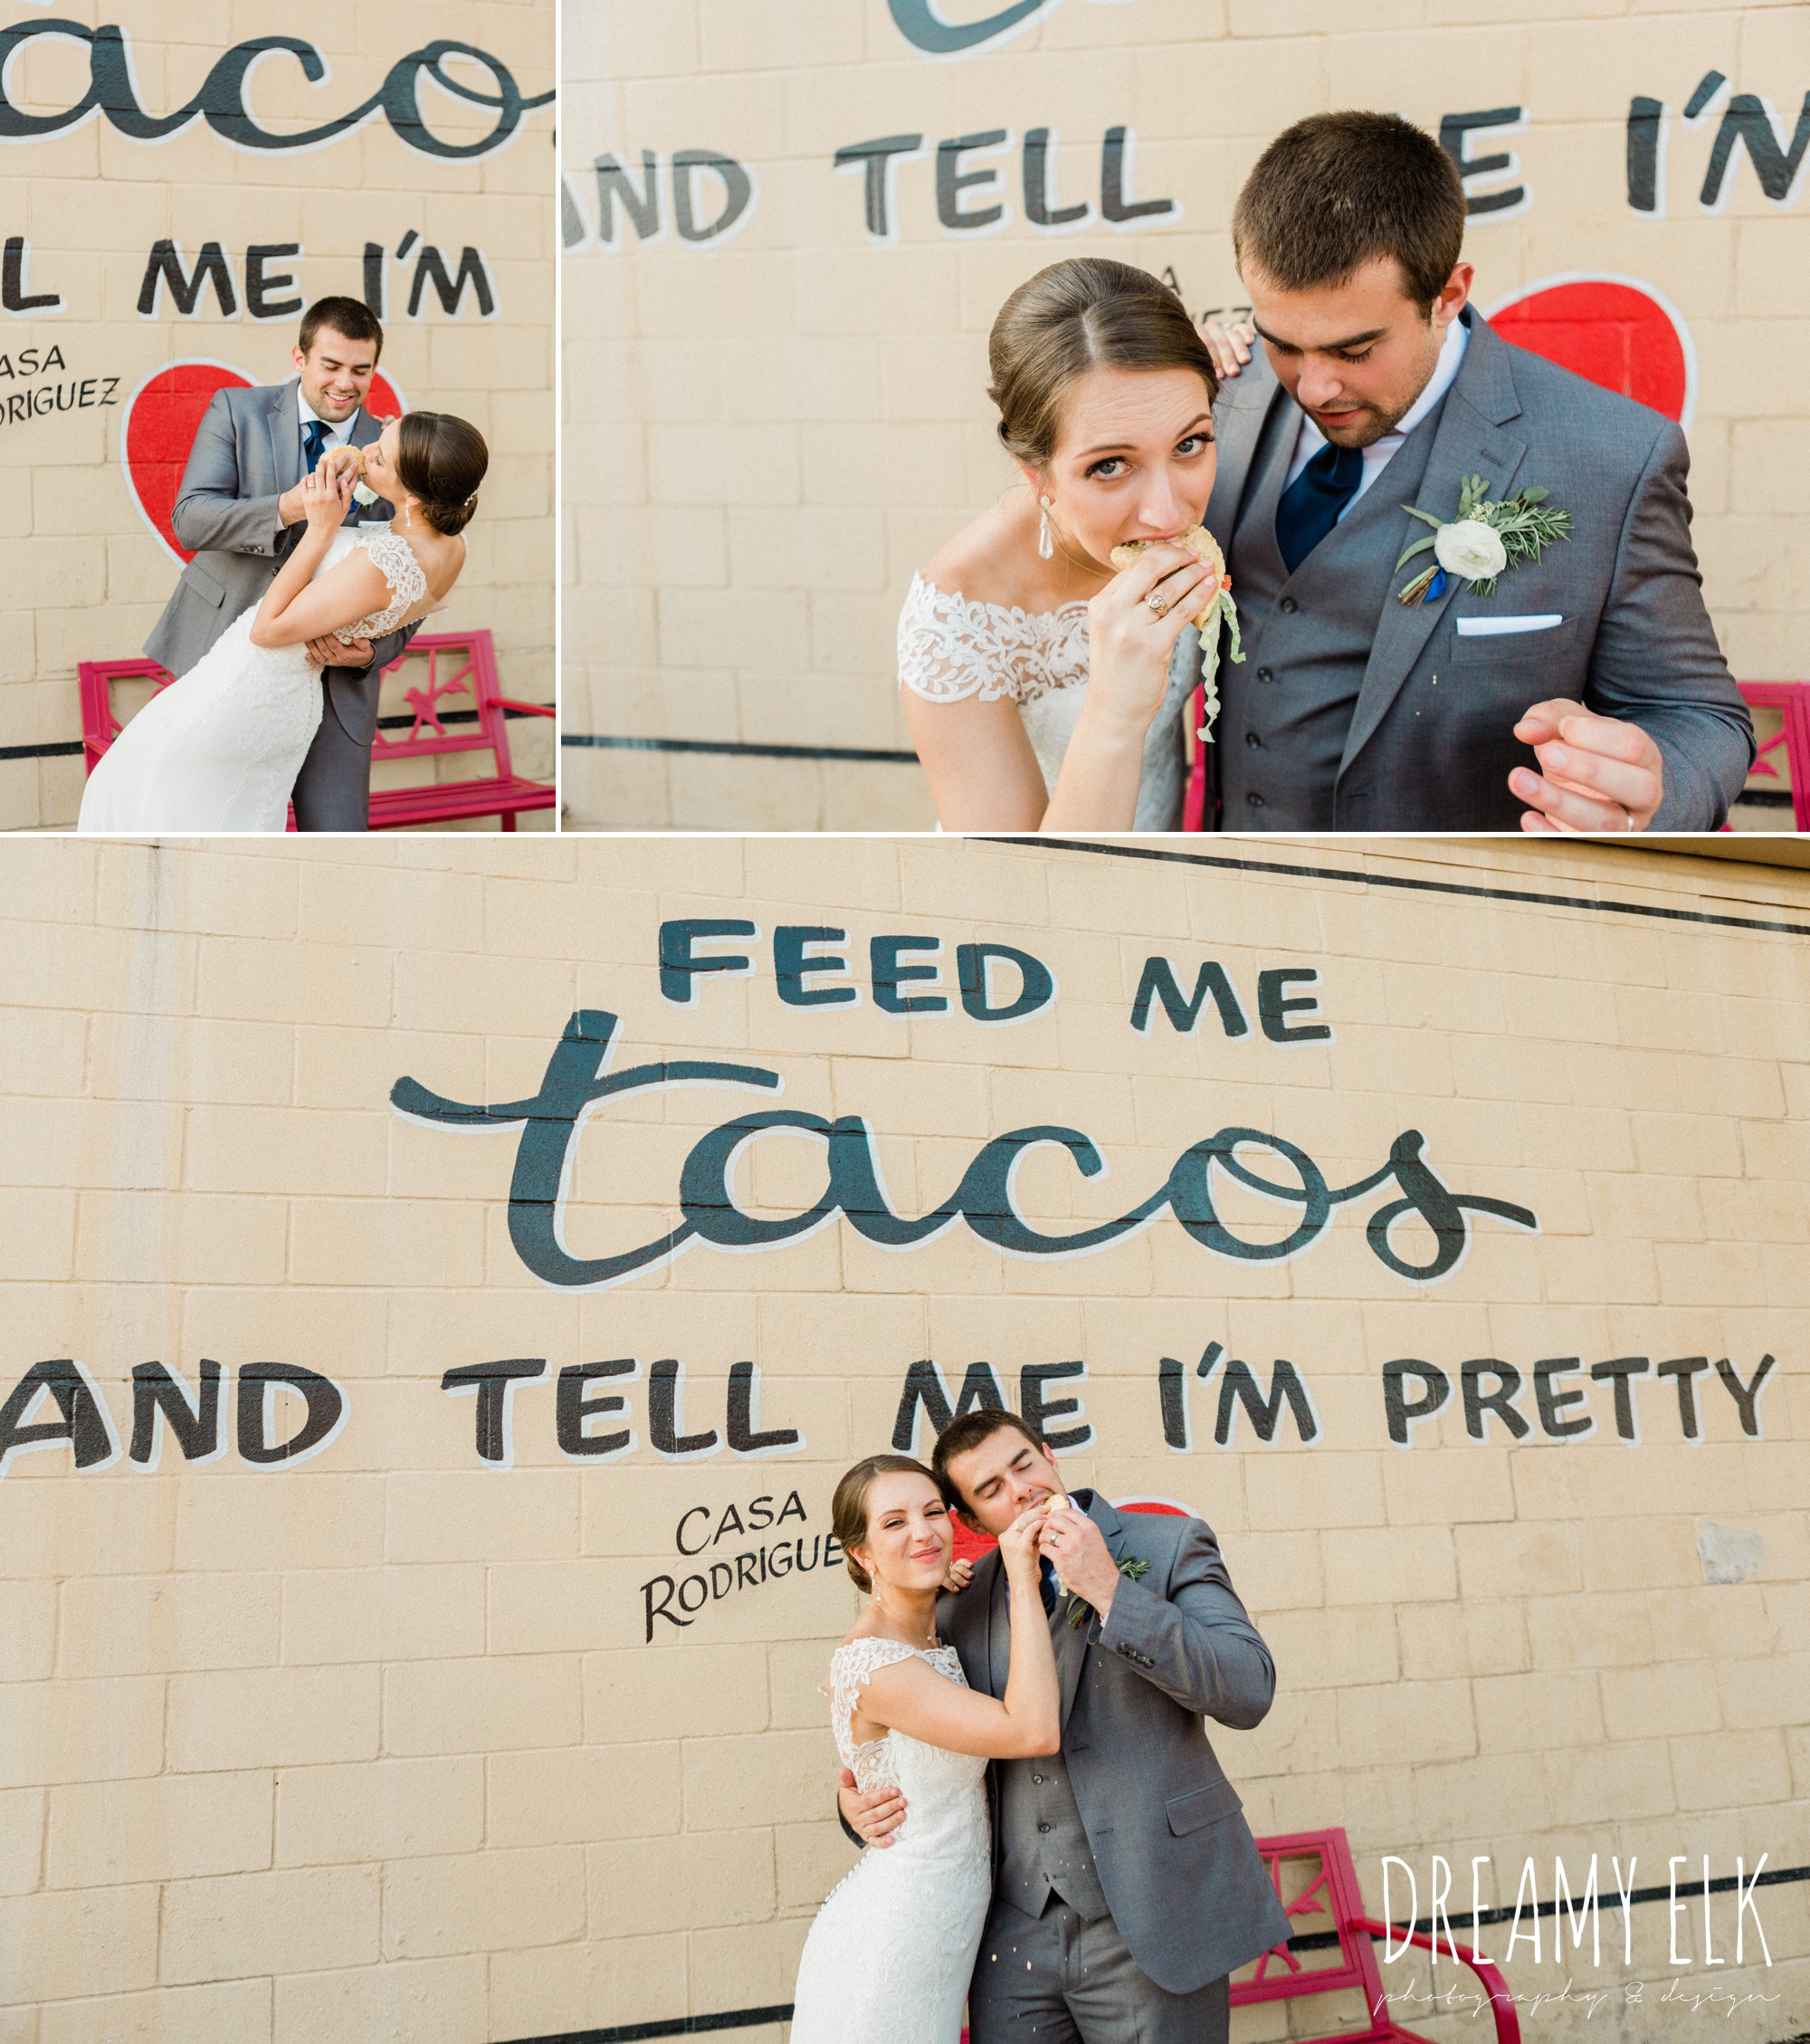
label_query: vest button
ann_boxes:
[1032,1773,1044,1783]
[1038,1822,1053,1833]
[1246,791,1266,807]
[1256,666,1274,683]
[1244,731,1262,749]
[1280,596,1299,613]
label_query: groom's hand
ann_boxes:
[838,1766,907,1848]
[305,634,373,671]
[1510,700,1664,833]
[1041,1504,1119,1621]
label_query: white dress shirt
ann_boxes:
[1283,311,1469,519]
[282,387,359,545]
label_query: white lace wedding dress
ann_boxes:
[79,529,427,834]
[898,572,1193,830]
[790,1638,992,2044]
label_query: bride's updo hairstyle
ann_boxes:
[832,1453,941,1593]
[988,257,1221,471]
[395,411,489,537]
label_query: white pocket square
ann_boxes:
[1454,613,1564,637]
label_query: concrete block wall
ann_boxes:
[0,835,1804,2039]
[561,0,1810,829]
[0,1,555,829]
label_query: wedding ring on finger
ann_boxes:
[1146,590,1171,619]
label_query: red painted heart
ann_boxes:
[1484,275,1694,427]
[123,361,407,562]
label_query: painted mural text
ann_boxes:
[569,80,1810,253]
[0,1358,346,1478]
[0,1342,1782,1485]
[391,1008,1538,1292]
[122,239,497,323]
[0,23,552,159]
[0,360,118,427]
[438,1356,803,1467]
[1384,1352,1777,1446]
[643,1490,838,1641]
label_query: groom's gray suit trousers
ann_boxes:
[967,1896,1230,2044]
[291,688,380,831]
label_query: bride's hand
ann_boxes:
[995,1498,1052,1581]
[1197,313,1255,380]
[1082,541,1214,739]
[300,463,352,537]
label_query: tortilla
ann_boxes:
[1109,524,1229,630]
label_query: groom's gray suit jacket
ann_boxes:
[935,1493,1291,1997]
[143,379,421,826]
[1202,308,1754,831]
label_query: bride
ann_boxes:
[79,412,486,834]
[789,1455,1059,2044]
[899,257,1233,832]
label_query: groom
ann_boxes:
[839,1410,1290,2041]
[1198,111,1753,832]
[143,296,418,830]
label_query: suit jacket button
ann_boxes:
[1038,1822,1053,1833]
[1256,666,1274,683]
[1246,791,1265,807]
[1244,731,1262,749]
[1280,596,1299,613]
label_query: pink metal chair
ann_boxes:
[1233,1825,1519,2042]
[961,1825,1517,2044]
[1735,681,1808,830]
[366,630,554,831]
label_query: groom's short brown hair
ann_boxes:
[298,295,384,360]
[1234,111,1465,312]
[930,1409,1047,1513]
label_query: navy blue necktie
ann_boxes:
[1037,1554,1057,1618]
[301,419,329,473]
[1275,438,1364,574]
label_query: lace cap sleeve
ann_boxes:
[338,530,430,641]
[897,571,1087,707]
[829,1638,924,1760]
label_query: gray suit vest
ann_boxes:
[1215,391,1446,829]
[992,1573,1109,1922]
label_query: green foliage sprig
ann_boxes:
[1396,473,1574,607]
[1065,1551,1151,1629]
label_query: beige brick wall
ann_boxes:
[0,835,1805,2041]
[561,0,1810,829]
[0,2,555,830]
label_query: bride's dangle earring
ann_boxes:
[1037,493,1054,560]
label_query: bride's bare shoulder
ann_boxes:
[919,497,1041,611]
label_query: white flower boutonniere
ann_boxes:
[1396,473,1573,607]
[351,481,380,509]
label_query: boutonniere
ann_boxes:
[1396,473,1573,607]
[1064,1552,1151,1629]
